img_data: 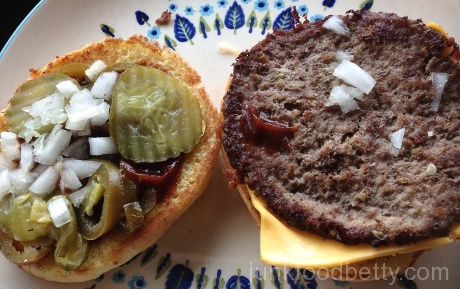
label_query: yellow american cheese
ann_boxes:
[249,189,459,268]
[426,22,453,57]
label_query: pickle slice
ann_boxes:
[5,73,80,134]
[110,66,203,163]
[55,63,90,84]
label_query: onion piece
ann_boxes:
[333,60,376,94]
[47,196,72,227]
[389,128,405,156]
[62,159,101,179]
[69,186,89,208]
[88,137,118,155]
[326,85,360,113]
[90,102,110,126]
[85,60,107,81]
[28,166,59,196]
[8,169,38,195]
[34,128,72,165]
[91,71,118,101]
[60,168,82,192]
[335,50,352,63]
[20,143,34,172]
[323,15,350,35]
[0,170,11,198]
[65,89,99,123]
[56,80,80,99]
[430,72,448,112]
[0,132,21,162]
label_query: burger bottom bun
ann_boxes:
[0,35,221,282]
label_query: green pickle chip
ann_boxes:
[110,66,204,163]
[5,73,79,134]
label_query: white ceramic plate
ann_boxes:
[1,0,459,288]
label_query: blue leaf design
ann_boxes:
[253,270,264,289]
[273,7,295,31]
[196,267,209,289]
[359,0,374,10]
[271,266,283,289]
[213,269,225,289]
[165,260,194,289]
[322,0,336,9]
[164,35,177,50]
[135,10,150,26]
[174,14,196,44]
[287,268,317,289]
[226,269,250,289]
[100,24,115,37]
[140,244,157,266]
[224,1,245,34]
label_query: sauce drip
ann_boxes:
[120,154,184,204]
[241,105,299,153]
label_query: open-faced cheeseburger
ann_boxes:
[0,35,221,282]
[221,10,460,281]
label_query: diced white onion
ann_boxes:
[29,166,59,196]
[65,89,99,122]
[335,50,352,63]
[426,163,437,175]
[0,154,16,170]
[21,93,67,135]
[20,143,34,171]
[0,132,21,162]
[56,80,80,98]
[430,72,448,112]
[333,60,376,94]
[65,118,88,131]
[323,15,350,35]
[47,196,72,227]
[34,128,72,165]
[88,137,118,155]
[91,71,118,101]
[0,170,11,198]
[60,168,82,192]
[85,60,107,81]
[389,128,405,156]
[217,42,241,56]
[8,169,38,195]
[90,102,110,126]
[69,186,89,207]
[326,85,360,113]
[62,159,101,179]
[427,130,434,137]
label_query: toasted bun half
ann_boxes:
[0,35,221,282]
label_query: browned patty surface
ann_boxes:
[222,10,460,247]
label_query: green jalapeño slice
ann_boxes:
[110,66,203,163]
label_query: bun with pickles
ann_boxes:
[0,35,221,282]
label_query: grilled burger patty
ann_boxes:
[222,10,460,247]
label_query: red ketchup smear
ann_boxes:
[120,154,184,203]
[240,105,299,153]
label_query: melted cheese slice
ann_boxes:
[249,189,459,268]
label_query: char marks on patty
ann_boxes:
[222,10,460,247]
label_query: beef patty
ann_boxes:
[222,10,460,247]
